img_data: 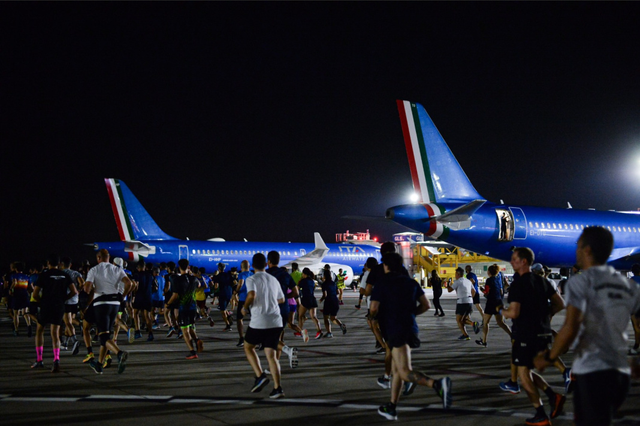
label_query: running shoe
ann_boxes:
[475,339,487,347]
[128,327,135,343]
[147,333,154,342]
[134,331,142,340]
[355,305,361,310]
[437,377,452,409]
[549,393,566,419]
[89,359,103,375]
[223,325,232,332]
[499,380,521,394]
[339,301,344,305]
[457,335,470,341]
[251,373,270,393]
[197,339,204,353]
[439,313,445,317]
[403,381,417,396]
[340,323,347,335]
[83,353,94,363]
[434,312,440,316]
[31,361,44,369]
[377,403,398,421]
[375,346,386,354]
[314,331,323,339]
[472,321,480,334]
[71,340,80,355]
[208,317,215,327]
[269,387,285,399]
[525,413,551,426]
[186,352,198,360]
[325,332,333,338]
[377,376,391,389]
[289,347,299,368]
[564,368,575,394]
[236,340,244,347]
[166,327,176,338]
[117,351,128,374]
[51,360,60,373]
[103,354,112,369]
[293,332,302,337]
[176,332,183,339]
[301,329,309,343]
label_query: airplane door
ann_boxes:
[509,207,527,240]
[300,249,306,256]
[179,245,189,260]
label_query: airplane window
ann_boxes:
[563,224,567,229]
[618,227,622,232]
[192,250,196,254]
[547,223,551,229]
[623,227,627,232]
[607,226,611,231]
[534,222,539,228]
[552,224,556,229]
[540,223,545,229]
[569,224,574,230]
[295,252,298,256]
[197,250,200,254]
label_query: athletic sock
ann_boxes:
[53,348,60,361]
[191,339,197,350]
[543,386,556,400]
[536,405,547,418]
[36,346,44,362]
[87,346,93,355]
[282,345,291,356]
[433,378,442,392]
[117,350,123,360]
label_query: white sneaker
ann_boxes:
[289,347,298,368]
[301,329,309,343]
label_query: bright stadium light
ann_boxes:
[409,192,420,203]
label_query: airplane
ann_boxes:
[386,100,640,270]
[95,178,381,283]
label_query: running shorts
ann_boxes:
[218,298,229,311]
[152,300,164,309]
[472,292,480,305]
[511,336,551,369]
[84,304,96,325]
[11,290,29,310]
[178,308,197,328]
[455,303,473,316]
[573,369,630,426]
[244,326,283,350]
[132,297,152,311]
[94,303,119,334]
[64,304,79,314]
[485,299,504,316]
[236,301,245,321]
[38,307,64,326]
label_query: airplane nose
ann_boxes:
[385,208,395,220]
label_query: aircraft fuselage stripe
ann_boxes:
[105,179,127,241]
[397,100,423,201]
[399,101,432,203]
[105,179,132,242]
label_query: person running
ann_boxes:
[430,270,445,317]
[319,269,346,338]
[500,247,566,426]
[466,265,485,318]
[446,267,479,340]
[534,227,640,426]
[166,259,204,359]
[31,254,78,373]
[241,253,286,399]
[84,249,133,375]
[475,265,511,347]
[10,262,31,337]
[213,263,234,331]
[235,260,253,347]
[298,268,322,339]
[371,252,451,420]
[266,251,306,368]
[131,262,154,341]
[60,257,83,355]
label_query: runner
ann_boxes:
[31,255,77,373]
[319,269,346,338]
[371,252,451,420]
[61,257,83,355]
[235,260,253,347]
[165,259,204,359]
[10,262,31,337]
[297,268,322,339]
[241,253,286,398]
[475,264,511,347]
[446,267,479,340]
[84,249,133,375]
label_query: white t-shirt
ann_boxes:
[63,269,82,305]
[565,265,640,375]
[245,271,284,329]
[86,262,127,298]
[359,270,371,308]
[452,277,473,304]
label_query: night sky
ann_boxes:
[2,3,640,268]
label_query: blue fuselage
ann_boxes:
[94,240,380,274]
[389,201,640,269]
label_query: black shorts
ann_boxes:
[323,298,340,317]
[29,301,40,314]
[301,298,318,309]
[244,326,283,350]
[64,304,78,314]
[132,298,152,311]
[237,301,245,321]
[472,293,480,305]
[94,303,119,334]
[573,370,630,426]
[119,300,127,313]
[386,331,421,349]
[485,299,504,316]
[178,309,196,328]
[38,308,64,326]
[455,303,473,316]
[152,300,164,309]
[511,337,550,369]
[11,291,30,310]
[83,305,96,325]
[218,298,230,311]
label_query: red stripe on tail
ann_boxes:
[104,179,126,241]
[396,100,422,200]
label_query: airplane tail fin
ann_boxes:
[396,100,483,203]
[104,178,177,241]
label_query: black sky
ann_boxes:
[2,3,640,267]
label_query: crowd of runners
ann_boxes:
[2,226,640,425]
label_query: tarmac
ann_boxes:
[1,290,639,426]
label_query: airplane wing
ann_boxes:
[426,199,486,230]
[282,232,330,268]
[124,241,157,257]
[608,246,640,263]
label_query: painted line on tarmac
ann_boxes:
[1,394,638,423]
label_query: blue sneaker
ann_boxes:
[499,380,520,394]
[134,331,142,340]
[457,335,470,341]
